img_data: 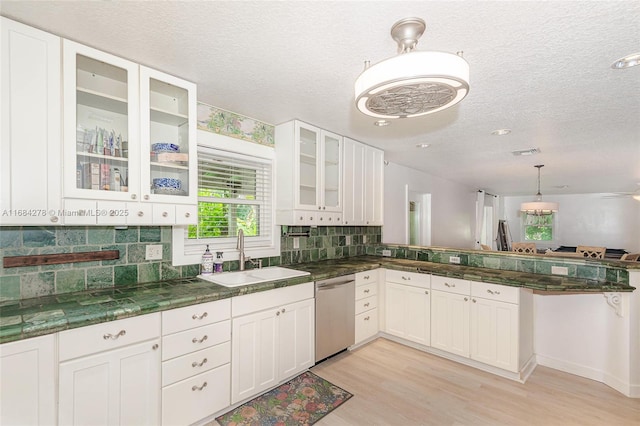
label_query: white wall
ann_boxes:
[383,162,477,248]
[503,194,640,252]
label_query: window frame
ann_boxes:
[522,212,556,244]
[172,131,279,266]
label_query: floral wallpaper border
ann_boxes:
[197,102,275,146]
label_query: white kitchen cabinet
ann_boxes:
[342,137,384,226]
[275,120,342,225]
[62,39,197,226]
[58,313,161,425]
[0,17,63,226]
[469,281,533,373]
[354,270,379,344]
[0,334,56,426]
[161,299,231,425]
[384,270,430,346]
[231,283,314,404]
[430,276,471,357]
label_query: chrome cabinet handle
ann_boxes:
[137,211,144,217]
[152,344,159,350]
[281,308,286,313]
[192,312,208,320]
[144,194,150,200]
[192,382,207,391]
[276,311,280,316]
[445,282,455,288]
[364,316,370,321]
[50,216,59,223]
[185,212,191,218]
[192,358,208,368]
[402,276,411,280]
[364,275,370,280]
[192,335,208,344]
[131,194,137,200]
[103,330,126,340]
[464,297,469,301]
[425,290,429,294]
[472,299,477,303]
[364,302,370,307]
[487,289,501,295]
[162,211,168,217]
[364,289,370,293]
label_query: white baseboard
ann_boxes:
[536,354,637,398]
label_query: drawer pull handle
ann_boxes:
[192,382,208,391]
[445,282,456,288]
[192,312,208,320]
[281,308,286,313]
[364,275,370,280]
[103,330,126,340]
[364,289,370,293]
[152,344,159,350]
[364,302,370,307]
[192,335,208,344]
[192,358,208,368]
[487,289,501,295]
[402,276,411,281]
[364,316,370,321]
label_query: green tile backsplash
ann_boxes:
[0,225,382,302]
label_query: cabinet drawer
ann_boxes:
[59,313,160,361]
[162,364,230,426]
[471,281,519,304]
[162,299,231,335]
[355,309,378,343]
[356,269,378,285]
[431,275,470,295]
[385,269,430,289]
[162,341,230,387]
[162,320,230,361]
[232,282,314,317]
[355,295,377,315]
[355,282,377,300]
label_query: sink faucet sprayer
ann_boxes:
[237,229,246,271]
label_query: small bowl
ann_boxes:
[153,177,182,190]
[151,143,180,153]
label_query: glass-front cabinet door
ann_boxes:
[321,130,342,212]
[62,40,139,202]
[139,66,196,206]
[295,122,320,209]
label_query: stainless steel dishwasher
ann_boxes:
[315,274,355,362]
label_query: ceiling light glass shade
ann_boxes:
[520,201,559,215]
[355,51,470,119]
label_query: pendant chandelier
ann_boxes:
[354,17,470,119]
[520,165,559,215]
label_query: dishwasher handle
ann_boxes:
[316,281,354,291]
[315,274,356,290]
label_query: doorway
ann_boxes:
[408,189,431,246]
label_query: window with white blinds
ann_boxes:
[174,141,278,265]
[189,146,272,243]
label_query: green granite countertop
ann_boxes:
[0,256,634,344]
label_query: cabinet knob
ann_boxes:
[367,221,369,224]
[50,216,59,223]
[328,217,332,221]
[192,312,208,320]
[131,194,137,200]
[344,221,348,224]
[144,194,150,200]
[318,206,321,210]
[103,330,126,340]
[425,290,429,294]
[464,297,469,302]
[192,382,208,392]
[162,211,168,217]
[276,311,280,316]
[192,335,208,344]
[152,343,159,350]
[137,211,144,217]
[192,358,208,368]
[472,298,477,303]
[310,217,313,220]
[281,308,286,313]
[299,216,304,220]
[185,212,191,218]
[323,206,326,210]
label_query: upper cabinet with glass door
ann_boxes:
[139,66,197,206]
[63,40,140,202]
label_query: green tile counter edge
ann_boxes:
[0,256,635,344]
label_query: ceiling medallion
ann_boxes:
[355,17,470,119]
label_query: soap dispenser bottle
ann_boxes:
[214,252,224,273]
[201,245,214,275]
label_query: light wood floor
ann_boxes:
[310,338,640,426]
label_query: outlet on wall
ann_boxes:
[551,266,569,276]
[293,237,300,249]
[382,249,392,257]
[449,256,461,264]
[145,244,163,261]
[346,235,351,245]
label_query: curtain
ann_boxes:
[474,190,485,249]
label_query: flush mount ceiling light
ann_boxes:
[491,129,511,136]
[355,17,470,119]
[611,53,640,69]
[520,165,559,215]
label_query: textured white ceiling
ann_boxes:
[3,1,639,197]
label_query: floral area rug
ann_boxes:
[215,370,353,426]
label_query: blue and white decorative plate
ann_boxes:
[151,143,180,153]
[152,177,182,190]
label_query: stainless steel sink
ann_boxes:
[198,266,310,287]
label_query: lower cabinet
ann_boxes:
[58,313,161,426]
[384,270,431,346]
[0,334,56,426]
[354,269,379,344]
[430,276,471,358]
[231,282,315,404]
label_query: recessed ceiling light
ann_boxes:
[511,148,541,156]
[374,120,390,127]
[554,185,569,189]
[611,53,640,69]
[491,129,511,136]
[416,143,430,148]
